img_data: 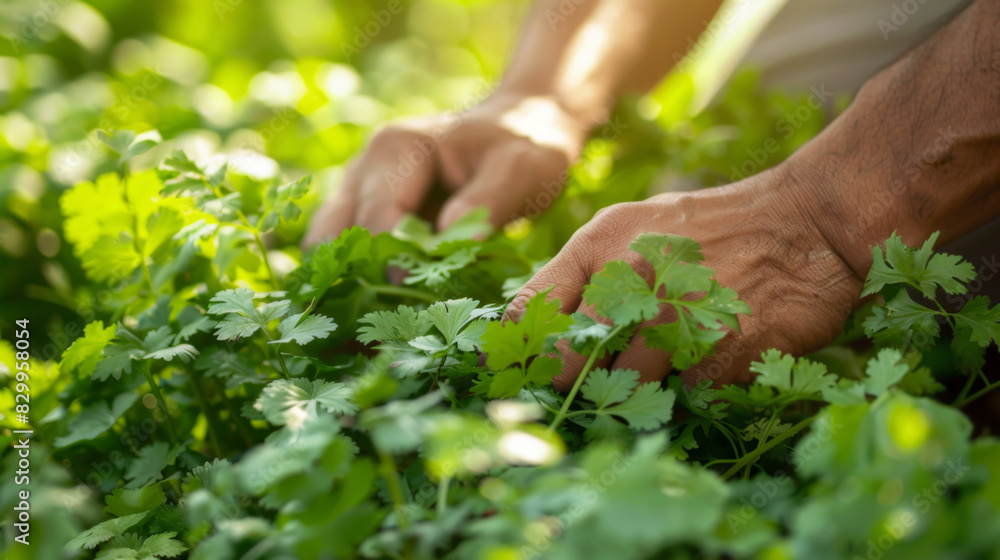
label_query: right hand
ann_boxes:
[303,93,591,246]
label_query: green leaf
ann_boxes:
[136,532,187,558]
[642,314,727,370]
[143,344,199,363]
[97,129,137,155]
[862,231,975,298]
[357,305,432,346]
[54,393,140,448]
[306,226,372,290]
[629,233,715,298]
[601,382,676,431]
[120,138,159,164]
[863,290,941,351]
[583,260,660,325]
[207,287,258,316]
[96,532,187,559]
[862,348,908,396]
[399,247,480,288]
[749,349,837,399]
[61,321,117,375]
[481,292,573,371]
[256,378,357,429]
[271,312,337,345]
[581,368,640,409]
[207,289,291,341]
[952,296,1000,348]
[562,312,630,356]
[104,485,167,517]
[125,442,182,489]
[65,513,148,550]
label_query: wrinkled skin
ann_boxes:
[503,167,864,389]
[303,94,588,245]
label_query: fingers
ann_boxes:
[303,129,440,248]
[354,131,438,235]
[503,243,591,323]
[437,142,566,231]
[302,166,360,248]
[609,313,676,386]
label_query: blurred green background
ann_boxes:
[0,0,831,346]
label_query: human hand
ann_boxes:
[505,166,866,389]
[303,93,590,246]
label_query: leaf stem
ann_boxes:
[189,369,224,457]
[378,450,409,528]
[137,361,179,445]
[956,380,1000,408]
[358,278,437,303]
[548,324,624,432]
[436,475,451,514]
[721,415,815,480]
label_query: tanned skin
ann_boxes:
[308,0,1000,387]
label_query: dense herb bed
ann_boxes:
[3,129,999,560]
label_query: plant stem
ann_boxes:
[120,175,155,294]
[527,388,559,415]
[436,476,451,514]
[956,380,1000,408]
[378,450,409,528]
[189,369,224,457]
[215,380,255,447]
[358,278,437,303]
[137,361,179,445]
[722,415,815,480]
[251,227,280,290]
[955,371,979,406]
[261,330,292,379]
[548,324,623,432]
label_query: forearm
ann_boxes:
[494,0,725,125]
[784,0,1000,278]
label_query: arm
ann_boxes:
[507,0,1000,388]
[304,0,725,245]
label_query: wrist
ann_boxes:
[488,82,612,134]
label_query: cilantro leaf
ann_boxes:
[53,393,140,448]
[125,442,182,489]
[65,513,149,550]
[578,369,675,438]
[357,305,432,346]
[143,344,199,363]
[862,348,909,396]
[482,292,573,371]
[581,368,641,408]
[863,291,941,351]
[61,321,117,375]
[256,378,357,429]
[271,312,337,345]
[862,231,975,298]
[583,260,660,325]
